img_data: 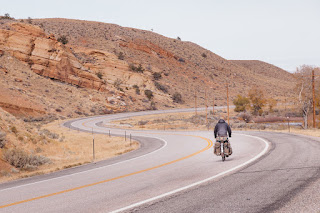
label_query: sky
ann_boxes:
[1,0,319,72]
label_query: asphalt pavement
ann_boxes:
[0,109,319,212]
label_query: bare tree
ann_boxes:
[294,65,317,129]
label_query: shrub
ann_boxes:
[153,72,162,80]
[0,131,6,148]
[239,112,252,123]
[1,13,14,20]
[10,126,18,134]
[3,148,50,170]
[202,53,207,58]
[129,64,144,73]
[136,88,140,95]
[57,35,68,45]
[267,98,277,112]
[172,92,183,103]
[138,120,149,125]
[118,52,125,60]
[177,36,181,41]
[39,129,59,139]
[233,95,250,112]
[154,81,168,93]
[144,90,153,100]
[178,58,185,63]
[150,101,157,110]
[113,78,122,90]
[27,17,32,24]
[133,85,140,95]
[96,71,103,79]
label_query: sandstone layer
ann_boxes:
[0,22,106,91]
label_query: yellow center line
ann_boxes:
[0,117,213,209]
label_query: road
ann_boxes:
[0,108,319,212]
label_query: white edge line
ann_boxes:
[0,137,168,192]
[110,133,270,213]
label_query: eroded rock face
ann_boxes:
[0,23,106,91]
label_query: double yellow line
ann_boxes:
[0,119,213,209]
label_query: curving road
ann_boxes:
[0,108,319,212]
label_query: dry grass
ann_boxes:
[110,110,233,131]
[111,111,320,143]
[44,120,139,162]
[109,109,320,139]
[267,128,320,138]
[0,119,139,183]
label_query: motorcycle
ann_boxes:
[215,136,230,161]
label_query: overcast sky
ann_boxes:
[1,0,319,72]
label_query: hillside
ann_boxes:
[33,18,296,100]
[0,17,298,179]
[0,18,296,118]
[230,60,294,80]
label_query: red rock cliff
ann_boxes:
[0,23,106,91]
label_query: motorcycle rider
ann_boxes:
[214,119,232,156]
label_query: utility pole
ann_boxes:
[195,89,197,116]
[284,98,287,111]
[227,83,230,124]
[205,88,208,125]
[212,95,215,115]
[312,69,316,128]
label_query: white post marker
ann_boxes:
[93,133,95,161]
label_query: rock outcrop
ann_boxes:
[0,23,106,91]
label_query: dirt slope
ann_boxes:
[31,18,296,103]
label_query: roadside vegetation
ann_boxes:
[0,109,139,183]
[57,35,68,45]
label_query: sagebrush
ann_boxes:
[3,148,50,170]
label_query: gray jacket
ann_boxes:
[214,119,232,138]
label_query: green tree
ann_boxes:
[233,95,250,112]
[248,87,266,116]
